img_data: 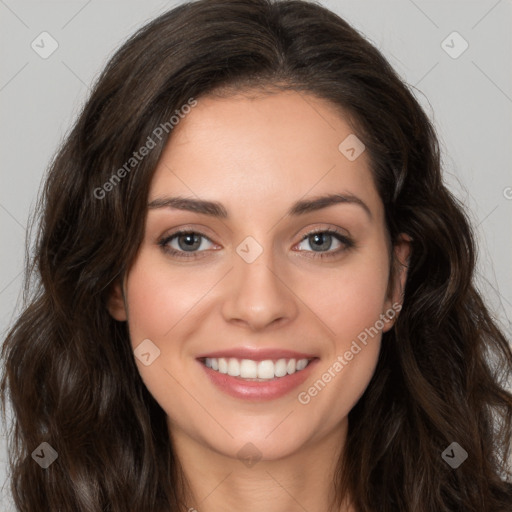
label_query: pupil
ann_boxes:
[179,233,200,251]
[312,233,331,251]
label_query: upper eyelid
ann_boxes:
[159,221,350,239]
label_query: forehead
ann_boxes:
[148,90,382,220]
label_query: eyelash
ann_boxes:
[158,228,355,260]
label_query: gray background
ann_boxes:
[1,0,511,509]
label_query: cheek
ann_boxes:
[295,247,389,404]
[123,250,226,393]
[123,253,210,408]
[294,270,387,420]
[124,254,212,344]
[304,250,390,342]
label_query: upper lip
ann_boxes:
[196,348,318,361]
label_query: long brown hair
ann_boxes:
[1,0,511,510]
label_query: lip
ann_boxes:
[196,348,317,361]
[197,357,319,401]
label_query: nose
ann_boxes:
[220,246,299,331]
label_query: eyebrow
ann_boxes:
[147,193,372,220]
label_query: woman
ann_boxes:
[1,0,511,510]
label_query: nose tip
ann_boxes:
[221,247,298,331]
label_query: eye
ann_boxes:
[158,230,216,259]
[158,227,354,261]
[295,228,354,259]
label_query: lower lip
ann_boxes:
[198,358,319,401]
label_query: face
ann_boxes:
[108,90,409,462]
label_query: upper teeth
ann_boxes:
[204,357,311,380]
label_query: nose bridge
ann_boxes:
[221,234,297,330]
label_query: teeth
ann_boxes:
[228,358,240,376]
[274,359,288,377]
[218,358,228,374]
[240,359,258,378]
[203,357,312,380]
[296,359,308,371]
[257,360,274,379]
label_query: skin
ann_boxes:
[108,90,410,512]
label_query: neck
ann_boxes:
[172,419,355,512]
